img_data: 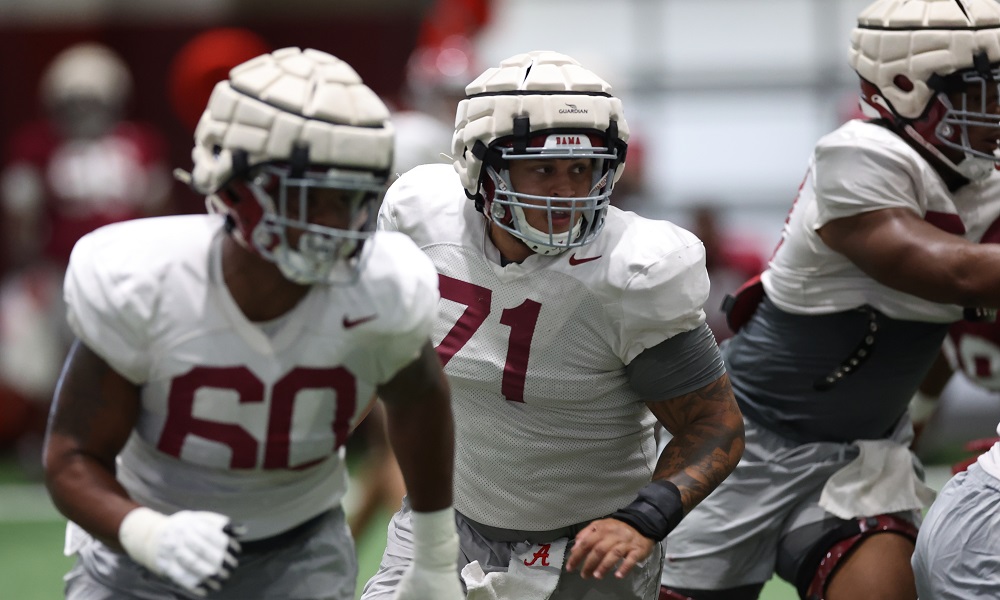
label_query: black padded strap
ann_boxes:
[610,480,684,541]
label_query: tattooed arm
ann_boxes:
[43,338,143,550]
[648,372,744,513]
[567,348,744,580]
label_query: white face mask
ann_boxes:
[507,204,584,256]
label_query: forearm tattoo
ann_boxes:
[649,373,744,512]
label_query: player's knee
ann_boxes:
[790,515,917,600]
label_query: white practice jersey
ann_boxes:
[63,214,438,539]
[380,164,709,531]
[764,119,1000,322]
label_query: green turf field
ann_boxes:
[8,452,953,600]
[0,504,799,600]
[0,473,799,600]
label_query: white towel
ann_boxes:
[818,439,936,520]
[64,521,88,556]
[462,539,567,600]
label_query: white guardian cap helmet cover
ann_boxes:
[849,0,1000,180]
[189,47,395,284]
[452,51,629,255]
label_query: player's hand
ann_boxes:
[952,437,1000,474]
[565,517,655,580]
[392,506,464,600]
[119,507,243,596]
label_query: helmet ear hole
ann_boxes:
[893,75,914,92]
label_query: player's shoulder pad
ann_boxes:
[815,119,918,172]
[594,208,708,299]
[65,215,220,332]
[378,163,465,246]
[352,230,440,334]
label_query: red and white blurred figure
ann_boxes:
[0,43,170,454]
[689,205,765,342]
[2,42,170,269]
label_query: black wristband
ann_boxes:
[610,480,684,541]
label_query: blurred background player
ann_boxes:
[42,47,463,600]
[688,204,765,343]
[1,42,171,270]
[660,0,1000,599]
[910,319,1000,472]
[390,35,479,177]
[0,42,170,476]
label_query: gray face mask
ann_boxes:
[246,165,384,285]
[932,70,1000,180]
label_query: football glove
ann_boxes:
[392,507,464,600]
[119,507,242,596]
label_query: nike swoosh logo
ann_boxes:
[568,253,602,266]
[342,314,378,329]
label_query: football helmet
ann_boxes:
[189,47,394,284]
[452,50,629,255]
[849,0,1000,180]
[41,43,132,139]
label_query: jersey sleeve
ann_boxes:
[813,135,923,228]
[377,165,428,236]
[366,232,441,384]
[377,182,402,233]
[63,229,154,384]
[618,229,710,365]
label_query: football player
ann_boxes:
[360,50,745,600]
[659,1,1000,599]
[42,48,464,600]
[912,317,1000,599]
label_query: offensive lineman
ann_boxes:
[42,48,464,600]
[659,1,1000,599]
[361,50,745,600]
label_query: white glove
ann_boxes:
[119,507,242,596]
[909,389,939,426]
[392,507,465,600]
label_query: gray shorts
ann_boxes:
[361,498,663,600]
[913,464,1000,600]
[661,417,920,591]
[64,508,356,600]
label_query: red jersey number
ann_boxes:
[436,274,541,403]
[158,365,358,469]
